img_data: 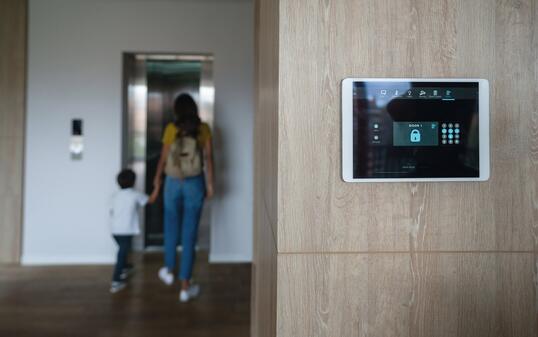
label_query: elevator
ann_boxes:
[122,53,214,251]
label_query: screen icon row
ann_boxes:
[378,89,453,98]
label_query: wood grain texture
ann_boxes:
[0,0,26,263]
[277,0,537,253]
[526,0,538,313]
[253,0,538,336]
[251,204,277,337]
[255,0,279,238]
[0,252,251,337]
[252,0,279,336]
[277,253,537,337]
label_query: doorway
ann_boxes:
[122,53,215,251]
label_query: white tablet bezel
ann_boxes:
[342,78,490,182]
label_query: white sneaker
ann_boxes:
[179,284,200,302]
[110,281,126,294]
[158,267,174,286]
[120,266,135,280]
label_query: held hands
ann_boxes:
[148,179,162,204]
[148,187,160,204]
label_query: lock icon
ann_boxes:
[410,129,421,143]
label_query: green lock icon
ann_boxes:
[410,129,421,142]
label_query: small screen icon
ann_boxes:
[410,129,421,143]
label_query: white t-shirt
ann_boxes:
[109,188,149,235]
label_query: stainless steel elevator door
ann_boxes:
[123,53,214,250]
[145,60,201,247]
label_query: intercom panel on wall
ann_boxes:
[342,78,490,182]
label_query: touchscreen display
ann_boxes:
[353,81,479,179]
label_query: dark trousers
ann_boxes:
[112,235,133,282]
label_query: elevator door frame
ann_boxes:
[122,52,215,251]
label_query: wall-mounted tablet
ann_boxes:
[342,78,489,182]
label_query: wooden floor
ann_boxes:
[0,252,251,337]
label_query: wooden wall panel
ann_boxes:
[278,253,537,337]
[277,0,537,253]
[0,0,26,264]
[252,0,279,336]
[253,0,538,336]
[531,0,538,258]
[255,0,279,236]
[251,205,277,337]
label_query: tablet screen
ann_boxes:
[352,81,480,179]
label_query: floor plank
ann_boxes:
[0,252,251,337]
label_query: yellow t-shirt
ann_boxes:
[161,122,211,146]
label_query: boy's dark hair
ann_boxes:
[117,169,136,189]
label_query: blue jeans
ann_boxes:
[163,174,205,280]
[112,235,132,282]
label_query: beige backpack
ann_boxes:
[165,136,203,179]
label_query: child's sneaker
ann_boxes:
[110,281,126,293]
[158,267,174,285]
[120,266,135,280]
[179,284,200,302]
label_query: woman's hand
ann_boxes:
[148,187,160,204]
[206,183,214,198]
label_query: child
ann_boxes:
[109,169,159,293]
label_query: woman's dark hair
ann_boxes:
[173,94,201,138]
[117,169,136,189]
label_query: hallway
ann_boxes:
[0,252,251,337]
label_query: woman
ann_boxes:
[152,93,214,302]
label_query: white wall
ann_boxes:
[23,0,253,264]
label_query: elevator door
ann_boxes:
[123,53,214,250]
[145,60,202,247]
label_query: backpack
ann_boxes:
[165,136,203,179]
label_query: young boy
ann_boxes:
[109,169,159,293]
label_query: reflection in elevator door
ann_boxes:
[123,53,214,250]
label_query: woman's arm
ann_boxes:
[153,144,171,189]
[204,139,214,198]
